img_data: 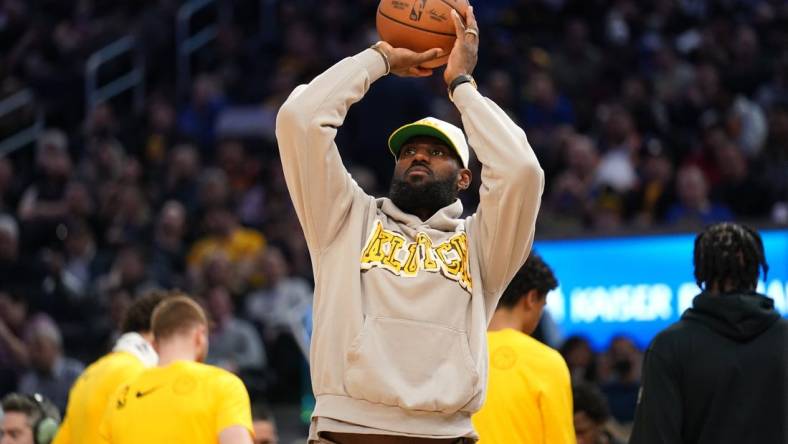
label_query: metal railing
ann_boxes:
[176,0,231,98]
[85,35,145,114]
[0,89,44,156]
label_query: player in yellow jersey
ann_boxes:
[99,295,253,444]
[53,290,168,444]
[472,254,575,444]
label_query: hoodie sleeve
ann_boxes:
[275,50,387,252]
[628,341,683,444]
[452,83,545,312]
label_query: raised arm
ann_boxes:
[275,46,442,252]
[447,8,545,313]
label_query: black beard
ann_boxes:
[389,174,458,218]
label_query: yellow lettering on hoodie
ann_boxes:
[360,221,391,266]
[417,233,439,272]
[381,235,405,273]
[401,243,420,276]
[360,221,472,292]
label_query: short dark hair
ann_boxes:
[1,393,60,426]
[498,253,558,309]
[252,402,274,422]
[693,222,769,292]
[151,295,208,340]
[120,290,174,334]
[573,383,610,424]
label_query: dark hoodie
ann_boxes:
[629,292,788,444]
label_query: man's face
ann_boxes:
[574,411,602,444]
[252,419,278,444]
[0,411,34,444]
[389,136,470,216]
[29,335,59,374]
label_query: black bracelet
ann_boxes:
[448,74,477,100]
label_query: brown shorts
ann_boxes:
[317,432,469,444]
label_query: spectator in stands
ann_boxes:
[625,139,675,226]
[149,201,188,288]
[756,54,788,109]
[561,335,598,384]
[760,103,788,222]
[0,215,32,286]
[552,18,602,122]
[246,247,312,341]
[141,95,178,169]
[217,139,255,196]
[205,286,266,374]
[197,168,232,212]
[17,130,73,250]
[162,144,202,215]
[18,315,83,412]
[599,336,641,425]
[96,246,158,298]
[187,205,266,288]
[178,74,227,153]
[630,223,788,443]
[1,393,61,444]
[252,403,279,444]
[573,383,624,444]
[245,246,312,402]
[711,140,772,218]
[665,165,732,226]
[58,218,99,298]
[522,71,575,149]
[549,134,600,226]
[0,287,30,394]
[596,104,639,194]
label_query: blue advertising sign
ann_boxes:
[534,229,788,350]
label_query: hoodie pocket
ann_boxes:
[344,316,480,414]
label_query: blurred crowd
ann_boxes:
[1,0,787,439]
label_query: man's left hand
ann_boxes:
[444,6,479,86]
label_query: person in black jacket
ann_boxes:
[629,222,787,444]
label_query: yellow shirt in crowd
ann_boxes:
[187,228,266,268]
[472,328,576,444]
[99,360,253,444]
[53,352,146,444]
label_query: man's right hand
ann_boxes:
[375,42,444,78]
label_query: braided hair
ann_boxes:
[693,222,769,293]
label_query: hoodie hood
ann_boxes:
[377,197,464,234]
[682,292,781,342]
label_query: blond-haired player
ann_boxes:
[99,295,253,444]
[53,290,168,444]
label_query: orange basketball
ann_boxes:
[376,0,469,68]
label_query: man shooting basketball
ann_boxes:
[276,7,544,443]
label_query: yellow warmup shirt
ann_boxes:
[99,360,253,444]
[53,352,146,444]
[472,329,575,444]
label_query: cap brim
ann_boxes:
[388,123,463,166]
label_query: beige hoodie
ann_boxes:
[275,49,544,440]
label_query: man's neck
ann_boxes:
[488,309,525,333]
[156,339,198,366]
[413,208,437,222]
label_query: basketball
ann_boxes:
[376,0,470,68]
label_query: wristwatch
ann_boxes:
[448,74,477,100]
